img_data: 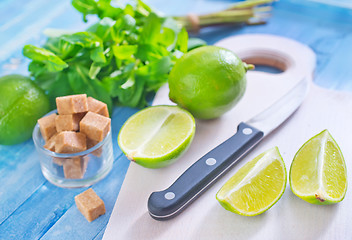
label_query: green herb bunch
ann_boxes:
[23,0,191,110]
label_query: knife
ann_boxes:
[148,78,309,220]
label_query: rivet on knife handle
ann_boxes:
[147,122,263,220]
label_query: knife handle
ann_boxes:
[147,122,264,220]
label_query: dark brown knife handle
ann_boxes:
[147,122,264,220]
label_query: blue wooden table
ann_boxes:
[0,0,351,239]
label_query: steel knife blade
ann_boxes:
[148,78,309,220]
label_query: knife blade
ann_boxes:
[148,78,309,220]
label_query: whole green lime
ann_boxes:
[168,46,253,119]
[0,74,50,145]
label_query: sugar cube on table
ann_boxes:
[75,188,106,222]
[87,97,109,117]
[80,112,111,142]
[56,94,88,115]
[55,131,87,153]
[37,113,57,141]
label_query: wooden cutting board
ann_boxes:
[103,34,352,240]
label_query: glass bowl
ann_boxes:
[32,110,114,188]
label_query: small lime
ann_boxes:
[0,74,50,145]
[118,105,195,168]
[168,46,252,119]
[216,147,286,216]
[290,130,347,205]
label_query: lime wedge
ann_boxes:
[216,147,286,216]
[118,105,195,168]
[290,130,347,205]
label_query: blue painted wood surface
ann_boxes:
[0,0,351,239]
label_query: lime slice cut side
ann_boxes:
[216,147,287,216]
[118,105,196,168]
[290,130,347,204]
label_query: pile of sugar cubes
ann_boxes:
[37,94,111,179]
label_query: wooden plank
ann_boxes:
[40,156,129,240]
[315,35,352,91]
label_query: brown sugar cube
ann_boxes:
[55,113,85,132]
[87,138,102,157]
[38,113,57,141]
[80,112,111,142]
[44,133,58,151]
[56,94,88,115]
[75,188,106,222]
[55,131,87,153]
[63,157,88,179]
[73,112,87,127]
[55,115,77,132]
[53,157,64,166]
[87,97,109,117]
[87,138,99,149]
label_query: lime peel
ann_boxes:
[168,46,248,119]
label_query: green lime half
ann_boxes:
[118,105,195,168]
[216,147,287,216]
[290,130,347,205]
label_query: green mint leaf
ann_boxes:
[95,0,123,20]
[72,0,98,22]
[89,79,113,115]
[47,72,73,108]
[136,44,169,62]
[175,28,188,53]
[32,71,58,92]
[136,56,172,80]
[160,27,176,48]
[89,62,101,79]
[60,32,106,63]
[101,63,134,98]
[136,56,172,93]
[67,64,112,114]
[43,36,62,55]
[88,17,115,41]
[124,4,135,17]
[23,45,68,72]
[67,64,90,94]
[117,74,145,108]
[136,0,152,17]
[25,0,189,110]
[60,32,102,49]
[188,38,207,51]
[162,17,180,35]
[112,45,138,60]
[90,45,106,63]
[139,12,161,44]
[111,14,136,43]
[28,61,46,78]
